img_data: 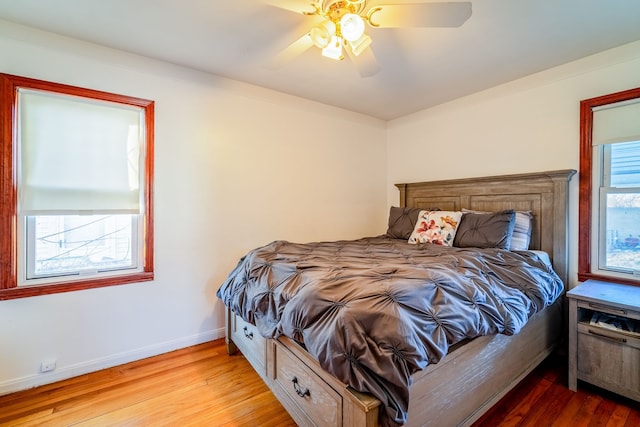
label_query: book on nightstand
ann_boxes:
[589,311,640,337]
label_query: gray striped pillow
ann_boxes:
[462,209,533,251]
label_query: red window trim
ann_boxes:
[0,73,154,300]
[578,86,640,287]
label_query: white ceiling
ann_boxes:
[1,0,640,120]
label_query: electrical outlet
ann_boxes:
[40,359,56,373]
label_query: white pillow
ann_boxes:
[408,210,463,247]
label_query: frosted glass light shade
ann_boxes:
[310,20,336,48]
[340,13,365,42]
[322,35,344,60]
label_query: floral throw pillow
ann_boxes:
[408,210,463,246]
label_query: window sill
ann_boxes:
[0,272,154,300]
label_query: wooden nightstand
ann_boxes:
[567,279,640,402]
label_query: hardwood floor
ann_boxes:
[0,340,296,427]
[1,339,638,426]
[473,354,640,427]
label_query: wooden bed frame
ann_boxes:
[225,169,576,427]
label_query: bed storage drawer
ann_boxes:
[272,339,343,426]
[230,314,267,381]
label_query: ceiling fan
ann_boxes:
[262,0,472,77]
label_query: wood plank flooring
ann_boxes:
[0,339,638,426]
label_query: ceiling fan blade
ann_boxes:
[259,0,317,14]
[265,32,314,69]
[345,45,380,78]
[367,2,472,28]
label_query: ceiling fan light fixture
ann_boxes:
[322,35,344,60]
[348,33,372,56]
[310,19,336,48]
[340,13,365,42]
[267,0,474,77]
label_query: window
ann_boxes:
[0,74,154,300]
[579,87,640,286]
[25,214,138,280]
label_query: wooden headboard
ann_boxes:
[396,169,576,286]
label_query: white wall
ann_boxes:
[0,20,387,394]
[386,39,640,290]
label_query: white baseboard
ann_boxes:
[0,327,226,396]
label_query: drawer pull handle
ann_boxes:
[243,326,253,340]
[589,303,626,315]
[588,328,627,343]
[291,377,311,398]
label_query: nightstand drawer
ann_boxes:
[577,323,640,401]
[272,339,342,426]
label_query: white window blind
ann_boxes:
[18,89,143,215]
[592,99,640,146]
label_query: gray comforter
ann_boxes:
[216,236,563,426]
